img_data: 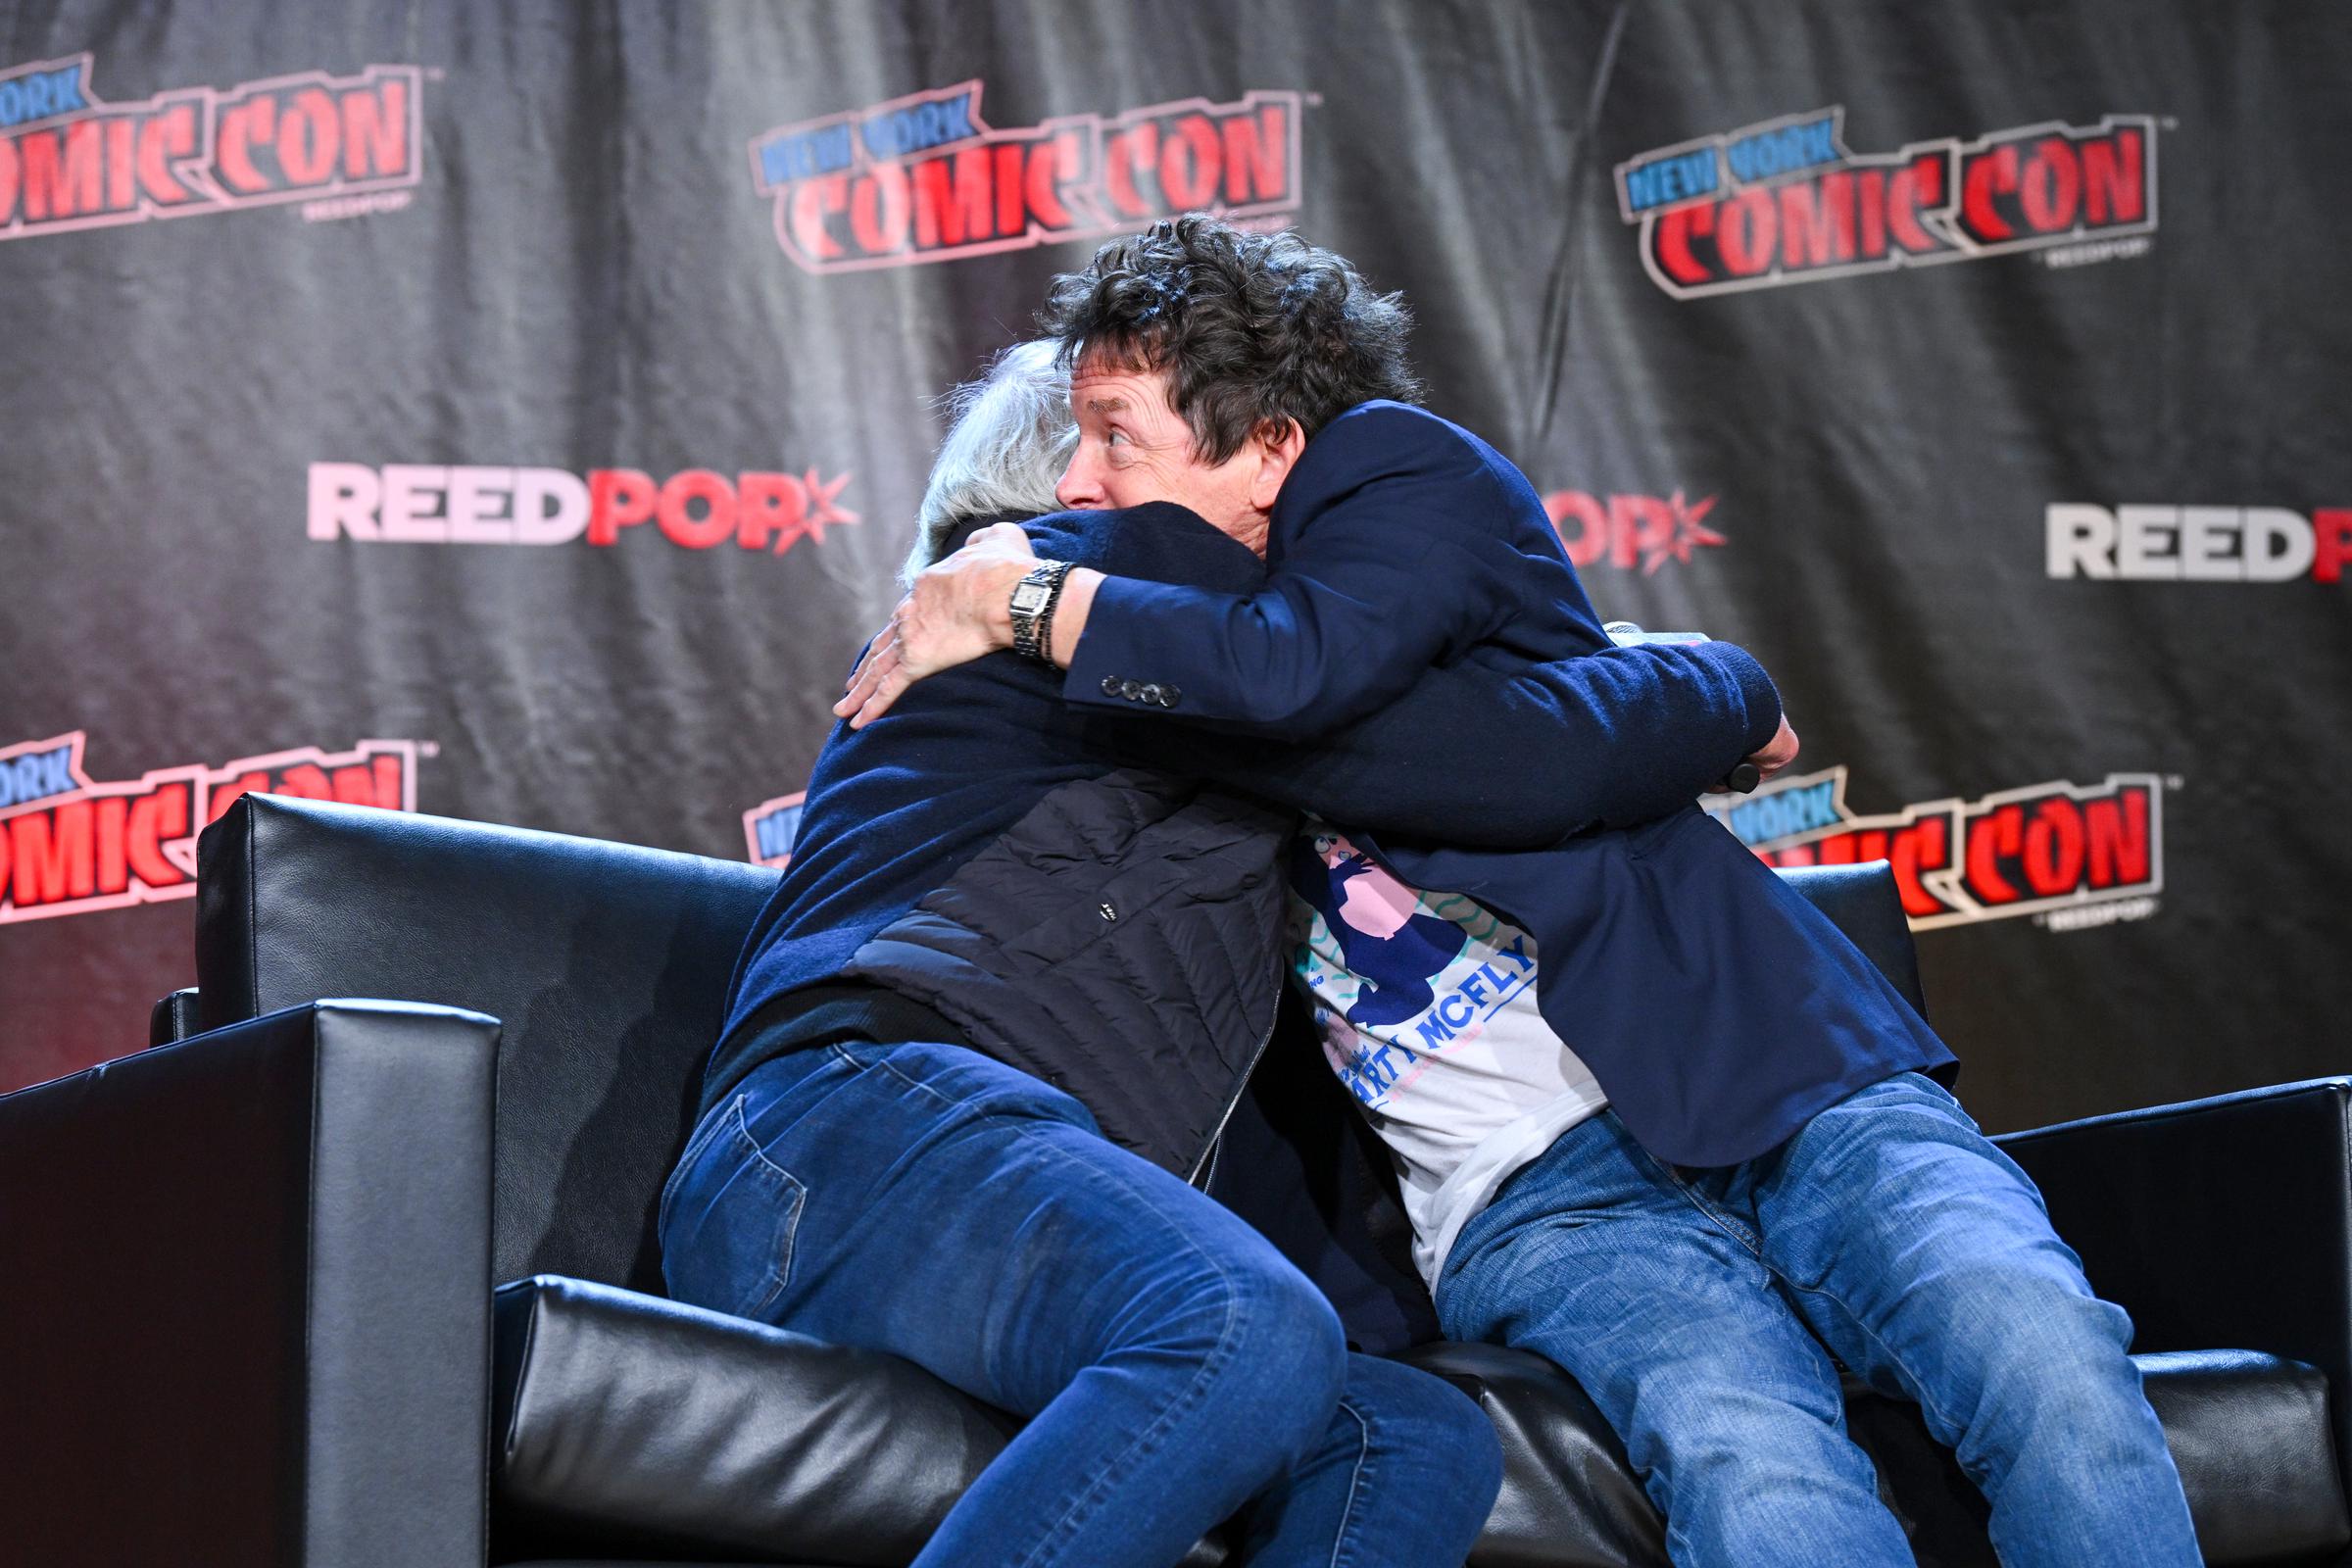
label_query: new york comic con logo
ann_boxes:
[0,53,421,241]
[751,80,1303,272]
[1615,107,2156,298]
[0,732,422,923]
[744,790,807,870]
[1707,765,2163,932]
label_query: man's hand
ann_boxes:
[834,521,1038,729]
[1743,713,1800,784]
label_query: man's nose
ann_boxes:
[1056,452,1101,510]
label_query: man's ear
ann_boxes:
[1246,418,1308,513]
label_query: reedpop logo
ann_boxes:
[308,464,858,555]
[1544,488,1727,573]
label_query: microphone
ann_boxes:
[1601,620,1710,647]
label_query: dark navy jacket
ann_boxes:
[1064,401,1956,1167]
[706,510,1279,1161]
[710,501,1784,1166]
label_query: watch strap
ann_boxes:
[1009,559,1072,663]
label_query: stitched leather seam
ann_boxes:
[243,807,261,1019]
[1996,1080,2350,1149]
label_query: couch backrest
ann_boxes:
[196,794,779,1296]
[189,795,1927,1301]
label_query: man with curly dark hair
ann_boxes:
[839,215,2198,1567]
[1038,215,1425,465]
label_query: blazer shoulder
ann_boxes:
[1284,401,1482,507]
[1310,400,1477,463]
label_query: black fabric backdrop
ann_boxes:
[2,1,2345,1134]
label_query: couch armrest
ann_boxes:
[1995,1077,2352,1520]
[148,985,203,1047]
[0,1001,499,1568]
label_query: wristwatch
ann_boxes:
[1008,559,1074,663]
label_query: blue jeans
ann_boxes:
[1437,1072,2198,1567]
[662,1036,1501,1568]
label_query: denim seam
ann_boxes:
[726,1095,808,1320]
[1009,1124,1248,1568]
[839,1037,1013,1123]
[1649,1154,1765,1260]
[818,1036,1262,1566]
[659,1091,750,1236]
[1761,1082,1997,1447]
[1325,1396,1373,1568]
[1776,1269,1967,1444]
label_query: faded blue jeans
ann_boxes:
[1436,1072,2199,1567]
[662,1035,1501,1568]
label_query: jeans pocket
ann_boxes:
[659,1093,753,1238]
[661,1095,809,1324]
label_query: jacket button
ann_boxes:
[1139,682,1163,705]
[1157,685,1181,707]
[1101,675,1122,697]
[1119,679,1143,700]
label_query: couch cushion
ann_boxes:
[498,1279,2342,1567]
[1398,1342,1665,1568]
[1404,1342,2345,1568]
[2118,1350,2343,1563]
[491,1276,1227,1568]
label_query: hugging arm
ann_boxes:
[1092,638,1783,849]
[1059,408,1530,737]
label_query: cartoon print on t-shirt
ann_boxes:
[1289,834,1467,1030]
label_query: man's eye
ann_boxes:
[1106,429,1130,447]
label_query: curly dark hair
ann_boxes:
[1039,214,1422,464]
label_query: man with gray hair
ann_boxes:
[671,339,1498,1568]
[664,339,1764,1565]
[902,339,1074,586]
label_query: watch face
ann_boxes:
[1011,583,1051,612]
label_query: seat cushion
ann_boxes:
[1397,1343,1666,1568]
[495,1278,2342,1568]
[490,1276,1225,1567]
[2117,1350,2342,1563]
[1403,1342,2347,1568]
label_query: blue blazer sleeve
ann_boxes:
[1093,638,1782,848]
[1062,404,1565,736]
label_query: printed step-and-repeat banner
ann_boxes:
[2,1,2345,1134]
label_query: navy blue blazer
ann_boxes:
[1062,402,1956,1167]
[720,501,1779,1060]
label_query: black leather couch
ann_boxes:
[2,793,2345,1567]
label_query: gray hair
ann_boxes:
[904,339,1077,586]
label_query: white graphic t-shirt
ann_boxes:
[1289,826,1608,1288]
